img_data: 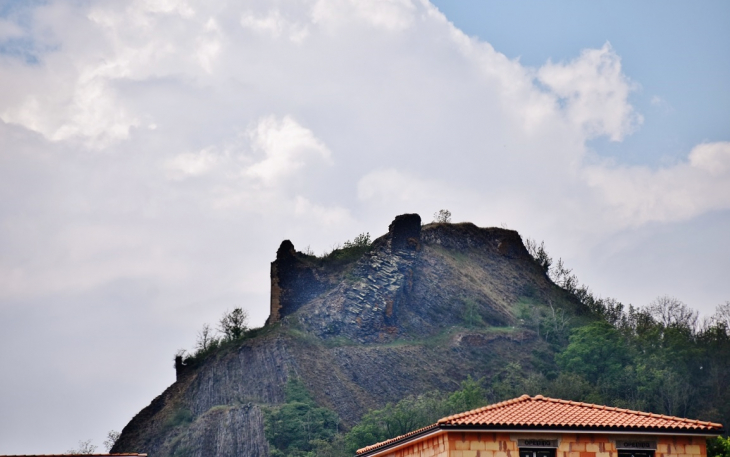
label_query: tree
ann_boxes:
[195,323,218,352]
[265,377,340,456]
[647,296,698,332]
[708,436,730,457]
[556,322,631,386]
[711,301,730,334]
[524,238,552,274]
[218,308,249,341]
[343,232,371,248]
[346,378,487,454]
[433,209,451,223]
[346,392,447,454]
[66,439,96,454]
[462,298,483,328]
[447,376,486,413]
[103,430,120,451]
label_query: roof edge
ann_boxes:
[356,424,439,456]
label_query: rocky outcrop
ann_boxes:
[388,213,421,252]
[296,214,425,342]
[114,213,582,457]
[167,404,269,457]
[267,240,326,325]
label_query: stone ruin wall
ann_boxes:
[266,213,422,326]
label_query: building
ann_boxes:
[356,395,724,457]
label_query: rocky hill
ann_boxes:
[112,214,587,456]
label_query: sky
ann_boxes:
[0,0,728,453]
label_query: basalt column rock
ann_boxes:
[267,240,326,325]
[388,213,421,252]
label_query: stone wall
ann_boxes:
[449,432,517,457]
[389,213,422,253]
[267,239,326,325]
[268,213,424,335]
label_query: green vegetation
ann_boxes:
[262,376,488,456]
[218,308,248,340]
[516,241,730,426]
[462,297,484,328]
[165,407,193,430]
[709,436,730,457]
[318,232,372,267]
[177,308,279,367]
[345,376,485,454]
[264,377,341,457]
[433,209,452,223]
[524,238,551,274]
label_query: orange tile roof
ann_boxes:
[439,394,724,430]
[356,395,725,456]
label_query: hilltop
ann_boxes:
[111,214,730,456]
[111,214,588,456]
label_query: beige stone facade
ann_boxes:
[370,431,708,457]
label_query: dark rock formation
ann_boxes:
[388,213,421,252]
[113,213,585,456]
[266,240,326,325]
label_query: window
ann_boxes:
[618,451,654,457]
[518,438,559,457]
[520,449,556,457]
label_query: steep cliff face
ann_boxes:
[267,240,327,325]
[113,214,583,456]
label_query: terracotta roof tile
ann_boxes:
[356,423,438,455]
[356,395,724,456]
[438,394,724,431]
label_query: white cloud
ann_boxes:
[357,168,435,203]
[582,141,730,227]
[165,147,221,178]
[245,115,332,184]
[689,141,730,176]
[0,17,25,39]
[241,9,310,42]
[294,195,353,226]
[134,0,195,18]
[312,0,416,31]
[538,43,643,141]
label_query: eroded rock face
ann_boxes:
[267,240,326,325]
[388,213,421,253]
[301,241,420,342]
[168,404,269,457]
[267,214,425,341]
[114,214,579,457]
[296,216,538,342]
